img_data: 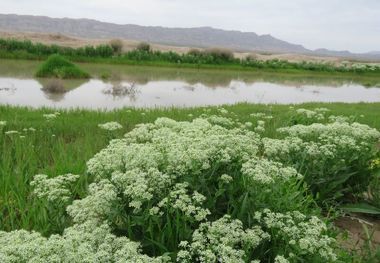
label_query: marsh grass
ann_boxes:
[35,54,90,79]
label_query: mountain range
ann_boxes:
[0,14,379,61]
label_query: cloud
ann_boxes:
[1,0,379,52]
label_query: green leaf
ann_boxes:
[340,203,380,215]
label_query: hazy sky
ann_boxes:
[2,0,380,53]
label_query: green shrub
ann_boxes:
[109,39,123,55]
[35,54,90,79]
[204,47,235,62]
[136,42,151,52]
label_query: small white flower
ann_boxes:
[98,121,123,131]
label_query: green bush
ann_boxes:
[136,42,151,52]
[204,48,235,62]
[109,39,123,55]
[35,54,90,79]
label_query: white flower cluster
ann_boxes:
[98,121,123,131]
[112,168,171,211]
[295,108,325,120]
[151,183,210,221]
[67,180,120,224]
[250,112,266,118]
[0,221,169,263]
[220,174,233,184]
[206,115,235,128]
[43,112,60,121]
[254,120,265,133]
[241,158,301,185]
[177,215,270,263]
[4,130,18,135]
[0,121,6,127]
[217,107,229,115]
[88,117,260,179]
[31,173,80,204]
[264,121,380,193]
[254,209,337,261]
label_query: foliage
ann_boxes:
[109,39,123,54]
[35,54,90,79]
[136,42,151,52]
[0,38,114,58]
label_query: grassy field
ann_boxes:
[1,102,380,262]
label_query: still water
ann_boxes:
[0,59,380,109]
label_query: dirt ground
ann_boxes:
[0,30,343,64]
[336,215,380,253]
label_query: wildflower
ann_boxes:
[0,121,6,127]
[98,121,123,131]
[0,222,167,262]
[43,113,58,121]
[220,174,233,184]
[250,112,266,118]
[177,215,269,262]
[274,255,289,263]
[218,108,229,114]
[296,108,324,120]
[31,174,80,204]
[155,183,210,222]
[256,210,337,261]
[241,158,301,185]
[5,130,19,135]
[245,122,253,128]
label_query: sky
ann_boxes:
[1,0,380,53]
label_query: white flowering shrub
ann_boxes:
[254,209,337,262]
[0,221,169,263]
[264,121,380,201]
[289,108,330,126]
[177,215,270,262]
[2,115,377,262]
[98,121,123,131]
[31,173,80,205]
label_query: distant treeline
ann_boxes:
[1,38,379,74]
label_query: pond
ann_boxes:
[0,59,380,109]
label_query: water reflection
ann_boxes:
[0,59,380,109]
[102,82,140,101]
[36,78,89,102]
[2,58,380,88]
[0,76,380,109]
